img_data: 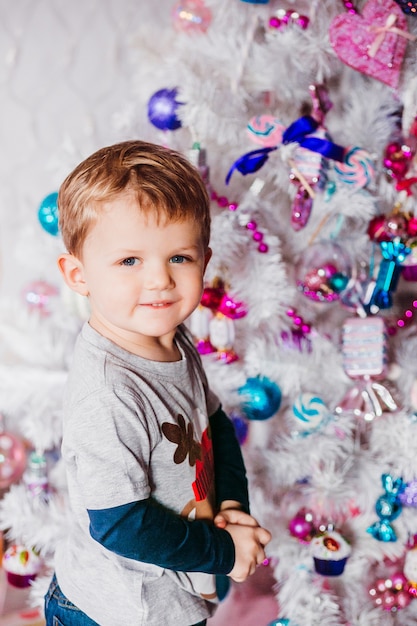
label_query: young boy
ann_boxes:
[44,140,271,626]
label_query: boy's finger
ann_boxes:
[213,514,227,528]
[256,527,272,546]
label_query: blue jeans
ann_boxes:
[44,573,207,625]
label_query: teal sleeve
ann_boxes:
[88,496,235,574]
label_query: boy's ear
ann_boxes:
[57,254,89,296]
[204,247,212,272]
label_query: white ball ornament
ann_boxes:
[291,392,331,435]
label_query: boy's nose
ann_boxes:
[144,263,174,290]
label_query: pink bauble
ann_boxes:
[375,578,388,593]
[321,263,338,278]
[396,590,411,609]
[22,280,59,316]
[0,431,26,490]
[288,511,314,541]
[391,571,407,590]
[382,589,396,611]
[201,286,224,310]
[383,142,412,180]
[172,0,212,33]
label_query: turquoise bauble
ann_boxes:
[38,192,59,236]
[238,376,281,421]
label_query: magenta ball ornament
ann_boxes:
[172,0,212,33]
[288,510,315,541]
[147,88,183,131]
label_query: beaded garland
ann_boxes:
[210,188,269,253]
[386,299,417,335]
[341,0,357,13]
[268,9,309,30]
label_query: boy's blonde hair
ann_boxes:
[58,140,211,257]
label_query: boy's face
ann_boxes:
[59,191,211,356]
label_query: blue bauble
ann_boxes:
[147,88,183,131]
[268,620,290,626]
[38,192,59,236]
[375,495,402,522]
[238,376,281,421]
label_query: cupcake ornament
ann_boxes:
[2,545,42,588]
[311,529,351,576]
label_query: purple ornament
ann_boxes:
[230,413,249,445]
[398,480,417,506]
[147,88,183,131]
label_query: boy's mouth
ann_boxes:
[142,301,172,308]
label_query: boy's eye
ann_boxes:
[170,255,189,264]
[121,257,139,266]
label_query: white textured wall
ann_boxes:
[0,0,170,297]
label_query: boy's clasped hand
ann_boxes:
[214,507,272,582]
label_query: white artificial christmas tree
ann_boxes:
[3,1,417,624]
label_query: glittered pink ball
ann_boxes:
[321,263,338,278]
[382,589,396,611]
[288,512,314,541]
[383,142,412,180]
[391,571,407,590]
[375,578,388,593]
[172,0,212,33]
[296,14,309,29]
[396,590,411,609]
